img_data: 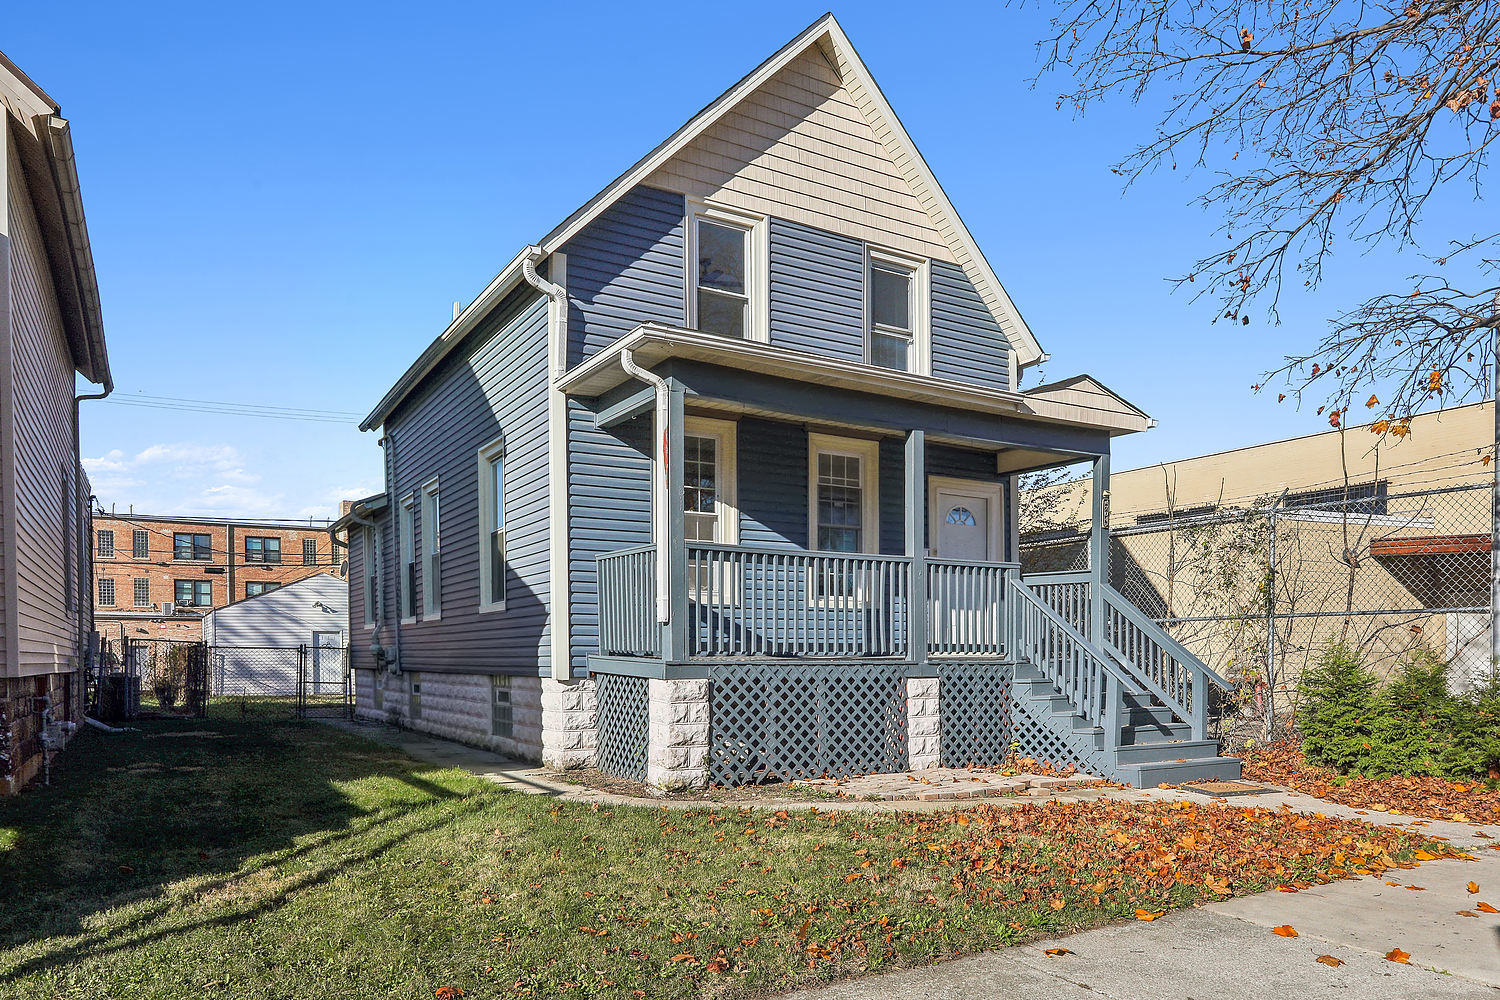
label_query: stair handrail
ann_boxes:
[1005,570,1130,740]
[1095,581,1229,740]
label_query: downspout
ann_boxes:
[619,349,671,624]
[521,247,577,679]
[382,431,401,675]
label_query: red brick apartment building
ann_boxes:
[92,513,346,643]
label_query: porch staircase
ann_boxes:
[1008,574,1243,788]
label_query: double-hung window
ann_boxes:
[96,529,114,558]
[683,418,738,601]
[808,434,880,555]
[421,479,441,618]
[174,579,212,607]
[477,440,506,611]
[688,203,765,342]
[866,249,928,373]
[174,532,211,561]
[399,496,417,622]
[245,536,281,564]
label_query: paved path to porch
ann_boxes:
[320,719,1500,996]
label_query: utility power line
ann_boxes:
[99,392,363,425]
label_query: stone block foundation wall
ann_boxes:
[907,676,941,770]
[1,671,80,795]
[351,668,546,763]
[646,678,710,790]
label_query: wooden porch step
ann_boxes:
[1114,739,1223,765]
[1114,755,1243,788]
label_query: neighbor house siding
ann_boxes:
[202,575,349,647]
[562,185,686,368]
[930,260,1010,391]
[767,218,865,362]
[567,408,652,670]
[7,142,81,677]
[383,290,552,674]
[346,527,367,663]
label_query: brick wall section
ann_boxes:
[91,515,344,643]
[352,668,544,761]
[907,676,940,769]
[1,671,78,794]
[646,678,710,790]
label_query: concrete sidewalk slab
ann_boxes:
[780,906,1493,999]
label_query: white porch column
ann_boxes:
[906,676,941,769]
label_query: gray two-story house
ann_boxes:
[337,14,1240,789]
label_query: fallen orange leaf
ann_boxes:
[1135,909,1165,921]
[1458,910,1479,917]
[1272,925,1298,938]
[1385,948,1411,964]
[1469,881,1480,894]
[1477,902,1500,914]
[1316,955,1344,968]
[1044,948,1074,957]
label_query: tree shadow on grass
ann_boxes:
[0,716,488,978]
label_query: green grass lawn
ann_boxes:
[0,718,1459,1000]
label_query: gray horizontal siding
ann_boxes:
[930,260,1010,391]
[563,185,686,367]
[568,408,652,670]
[768,218,865,362]
[737,417,808,548]
[204,575,349,646]
[383,288,552,675]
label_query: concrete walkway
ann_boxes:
[323,718,1500,996]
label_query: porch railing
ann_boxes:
[1023,570,1227,739]
[1005,571,1124,734]
[927,558,1014,658]
[686,543,911,658]
[597,544,660,658]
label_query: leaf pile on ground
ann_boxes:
[0,717,1464,1000]
[1240,738,1500,825]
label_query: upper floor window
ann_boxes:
[97,578,116,606]
[421,479,441,619]
[132,529,150,558]
[245,536,281,564]
[303,538,317,565]
[477,440,506,611]
[174,579,212,607]
[96,529,114,558]
[688,202,765,342]
[246,581,281,598]
[174,532,212,561]
[867,249,928,373]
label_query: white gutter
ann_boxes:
[619,348,671,624]
[521,247,577,679]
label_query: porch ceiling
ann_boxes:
[559,326,1154,440]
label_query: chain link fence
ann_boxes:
[1021,481,1493,745]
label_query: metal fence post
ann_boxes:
[1264,497,1279,742]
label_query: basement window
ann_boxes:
[491,675,513,738]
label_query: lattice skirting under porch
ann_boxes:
[707,662,908,785]
[595,673,650,781]
[1008,690,1112,777]
[937,661,1014,767]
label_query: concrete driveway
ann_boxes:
[785,854,1500,999]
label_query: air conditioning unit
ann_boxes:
[160,601,176,617]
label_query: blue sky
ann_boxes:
[7,2,1478,518]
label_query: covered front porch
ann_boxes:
[560,326,1229,788]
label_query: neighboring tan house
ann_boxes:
[1024,400,1495,693]
[0,52,112,793]
[92,512,345,644]
[202,573,348,696]
[336,15,1240,788]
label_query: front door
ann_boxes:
[931,480,1002,561]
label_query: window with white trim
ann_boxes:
[687,203,765,342]
[866,249,928,373]
[398,495,417,622]
[477,439,506,611]
[808,434,880,554]
[683,417,738,601]
[421,479,441,618]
